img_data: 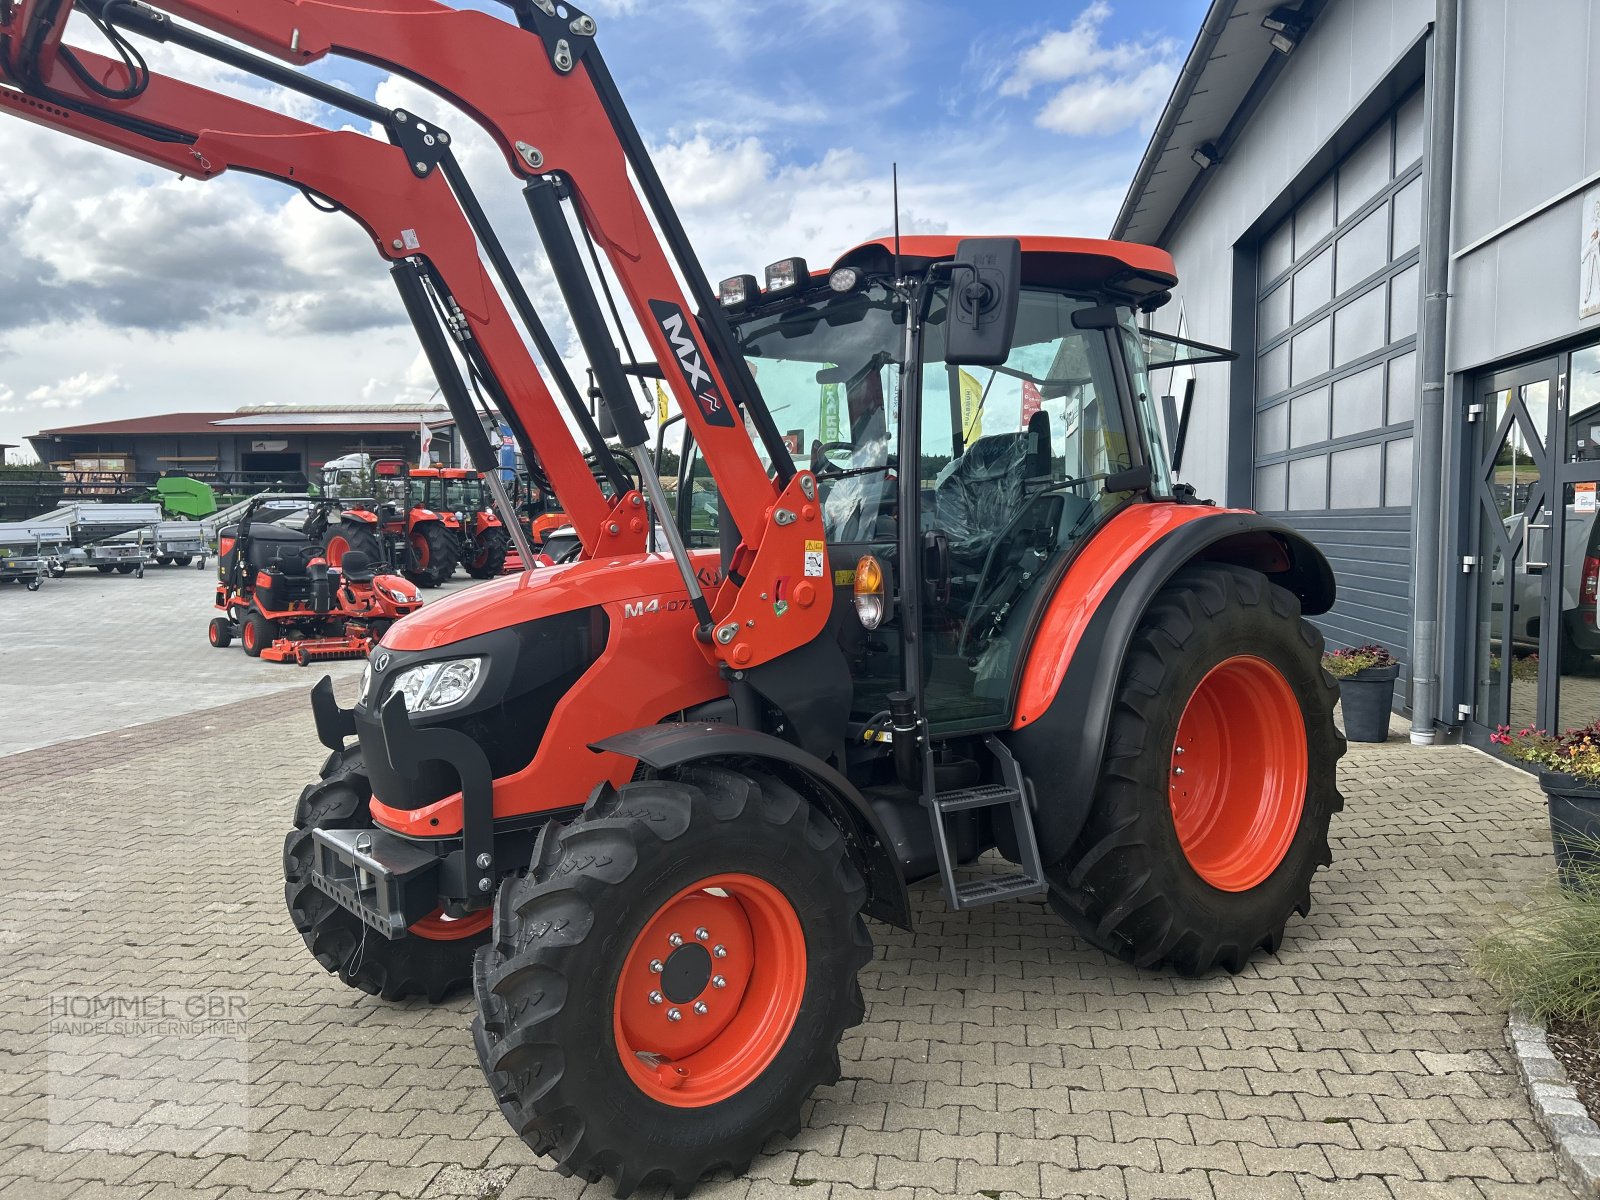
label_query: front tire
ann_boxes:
[208,617,233,648]
[473,766,872,1197]
[283,747,489,1001]
[465,528,509,579]
[1046,563,1344,976]
[405,522,458,589]
[240,610,273,658]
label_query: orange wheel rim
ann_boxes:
[1169,655,1308,892]
[410,532,429,568]
[243,621,257,650]
[325,536,348,566]
[613,873,805,1108]
[408,907,490,941]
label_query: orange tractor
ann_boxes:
[2,3,1345,1195]
[414,466,515,578]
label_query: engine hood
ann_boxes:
[384,549,721,652]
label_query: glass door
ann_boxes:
[1468,361,1557,738]
[1551,345,1600,732]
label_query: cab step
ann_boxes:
[927,737,1047,911]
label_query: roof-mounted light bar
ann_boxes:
[763,257,808,297]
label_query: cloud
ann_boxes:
[26,370,122,410]
[1001,3,1180,137]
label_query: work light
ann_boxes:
[854,554,887,630]
[764,257,809,296]
[718,274,759,311]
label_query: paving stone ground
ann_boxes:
[0,693,1572,1200]
[0,563,485,756]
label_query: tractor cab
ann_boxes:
[695,236,1229,734]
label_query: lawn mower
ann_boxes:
[209,495,422,663]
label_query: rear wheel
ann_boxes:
[405,522,458,588]
[1045,563,1344,976]
[96,564,115,575]
[465,528,510,579]
[173,554,193,567]
[208,617,233,649]
[283,747,489,1001]
[241,610,273,658]
[324,524,381,569]
[115,564,137,575]
[473,766,872,1197]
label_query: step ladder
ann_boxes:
[926,735,1048,911]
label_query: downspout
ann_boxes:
[1408,0,1459,745]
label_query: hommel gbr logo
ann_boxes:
[649,300,735,428]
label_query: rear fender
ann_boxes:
[1003,506,1336,867]
[593,723,913,930]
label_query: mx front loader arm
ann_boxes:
[0,21,637,557]
[5,0,834,671]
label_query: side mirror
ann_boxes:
[944,238,1021,367]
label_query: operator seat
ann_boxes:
[932,415,1049,564]
[339,550,379,583]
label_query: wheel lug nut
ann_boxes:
[693,1001,708,1015]
[649,959,663,973]
[695,927,710,940]
[712,975,726,989]
[667,1008,682,1022]
[648,991,663,1005]
[668,932,684,947]
[713,945,727,958]
[1173,767,1185,776]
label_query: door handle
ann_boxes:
[1527,520,1550,572]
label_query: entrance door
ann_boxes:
[1468,360,1557,737]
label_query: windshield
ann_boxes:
[734,283,905,542]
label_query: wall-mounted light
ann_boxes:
[1191,142,1222,170]
[1262,6,1306,54]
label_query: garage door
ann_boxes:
[1252,89,1424,689]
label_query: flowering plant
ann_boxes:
[1493,722,1600,785]
[1321,644,1399,680]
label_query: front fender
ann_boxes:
[1003,504,1336,866]
[593,723,912,930]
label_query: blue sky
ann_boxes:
[0,0,1207,449]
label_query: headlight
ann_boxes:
[379,582,416,604]
[386,657,485,713]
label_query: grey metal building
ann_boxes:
[1118,0,1600,746]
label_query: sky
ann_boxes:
[0,0,1208,454]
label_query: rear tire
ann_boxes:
[405,522,459,589]
[465,528,510,579]
[241,610,273,658]
[283,747,488,1002]
[173,554,193,567]
[473,766,872,1197]
[324,524,382,570]
[208,617,233,649]
[1045,563,1344,976]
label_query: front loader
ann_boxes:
[0,2,1346,1196]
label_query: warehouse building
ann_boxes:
[1121,0,1600,746]
[28,402,458,488]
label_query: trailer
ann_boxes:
[135,520,209,568]
[0,522,71,590]
[30,501,164,575]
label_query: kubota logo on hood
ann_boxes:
[649,299,734,428]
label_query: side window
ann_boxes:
[676,440,722,549]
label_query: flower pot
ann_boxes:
[1540,771,1600,890]
[1336,663,1399,742]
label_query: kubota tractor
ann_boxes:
[371,458,461,588]
[417,467,513,579]
[2,3,1346,1196]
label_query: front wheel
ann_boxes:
[208,617,233,649]
[473,766,872,1197]
[465,528,509,579]
[240,610,273,658]
[405,522,459,589]
[283,747,489,1001]
[1046,562,1344,976]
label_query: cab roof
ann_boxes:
[832,235,1178,294]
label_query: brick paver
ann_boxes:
[0,695,1570,1199]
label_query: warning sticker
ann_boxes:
[804,539,825,578]
[834,568,857,587]
[1580,482,1598,514]
[400,228,421,251]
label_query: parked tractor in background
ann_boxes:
[414,467,512,579]
[322,459,459,588]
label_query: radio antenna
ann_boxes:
[892,163,902,282]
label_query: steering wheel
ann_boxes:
[810,441,855,476]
